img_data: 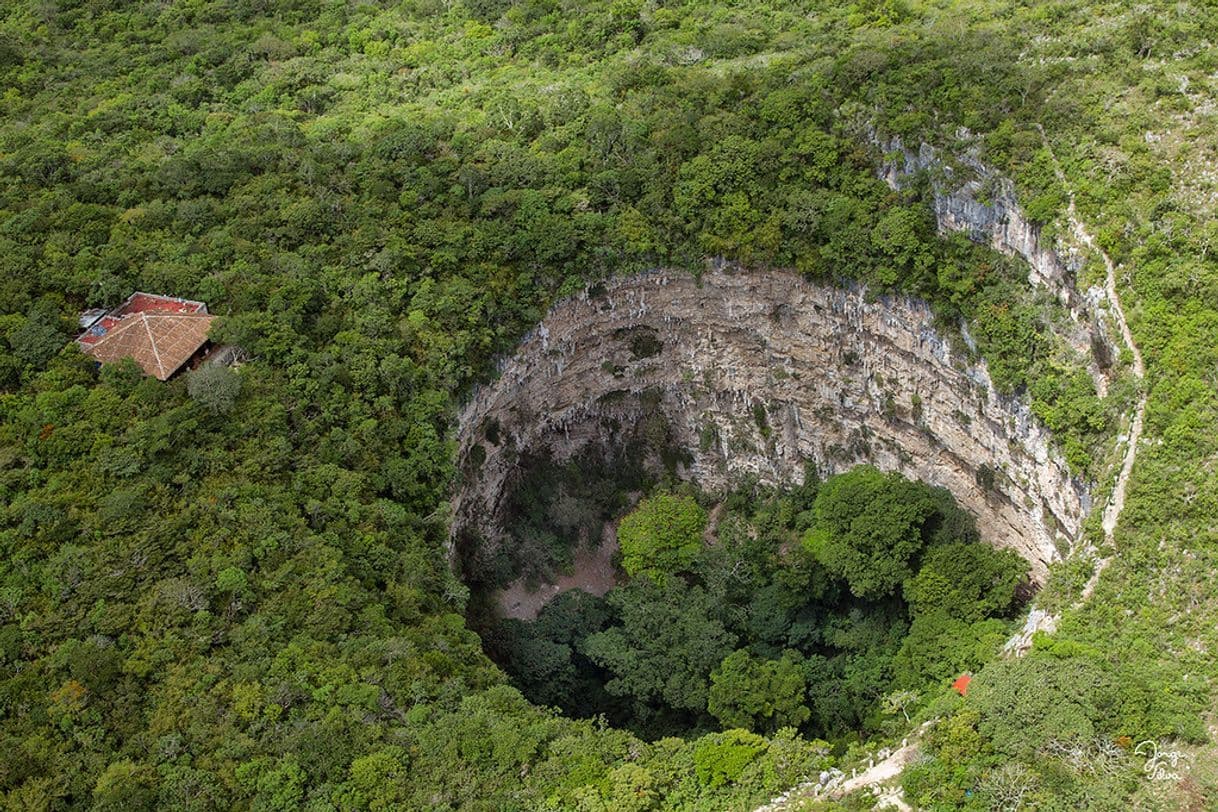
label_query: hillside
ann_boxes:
[1,0,1217,808]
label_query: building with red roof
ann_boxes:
[77,293,215,380]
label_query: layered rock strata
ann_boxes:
[453,267,1089,582]
[877,135,1115,391]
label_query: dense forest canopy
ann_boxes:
[1,0,1217,808]
[486,470,1032,744]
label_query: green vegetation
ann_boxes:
[804,466,972,600]
[490,470,1028,743]
[903,543,1026,623]
[1,0,1217,806]
[584,577,736,723]
[707,650,810,734]
[905,649,1207,807]
[186,363,243,416]
[617,492,707,580]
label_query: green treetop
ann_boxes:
[616,491,707,582]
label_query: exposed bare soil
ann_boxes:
[495,523,622,621]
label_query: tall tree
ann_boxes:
[583,578,735,716]
[616,492,707,582]
[803,466,968,599]
[707,649,810,733]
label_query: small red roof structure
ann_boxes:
[77,293,215,380]
[951,673,972,696]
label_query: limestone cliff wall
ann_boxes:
[452,267,1089,582]
[876,135,1114,390]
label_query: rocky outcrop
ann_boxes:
[452,267,1089,582]
[876,136,1114,391]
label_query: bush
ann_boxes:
[891,612,1007,689]
[804,466,970,599]
[707,650,810,734]
[9,301,66,369]
[968,655,1117,759]
[903,543,1027,622]
[692,729,767,787]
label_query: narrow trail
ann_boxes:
[759,136,1152,810]
[1004,133,1150,653]
[754,735,922,812]
[827,741,918,805]
[1039,126,1147,604]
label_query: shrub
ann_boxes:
[692,729,767,787]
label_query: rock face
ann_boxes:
[877,138,1086,309]
[876,136,1114,390]
[452,266,1089,582]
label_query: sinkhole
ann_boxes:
[450,266,1089,739]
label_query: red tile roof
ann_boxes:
[78,293,207,346]
[77,293,214,380]
[113,292,207,318]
